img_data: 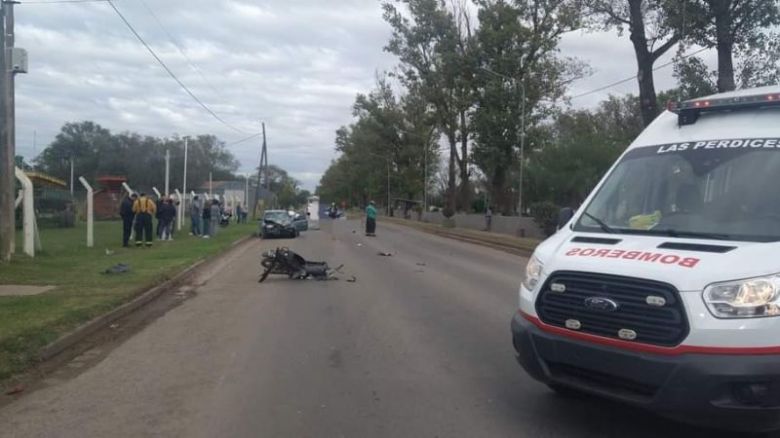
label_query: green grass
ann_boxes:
[0,220,256,381]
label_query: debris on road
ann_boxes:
[109,323,120,330]
[5,384,25,396]
[377,251,393,257]
[346,276,357,283]
[103,263,130,275]
[356,243,363,247]
[105,249,115,256]
[416,262,426,266]
[260,247,337,282]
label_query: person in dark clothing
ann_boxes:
[159,197,177,241]
[133,193,157,247]
[202,199,212,238]
[120,193,137,247]
[155,197,164,239]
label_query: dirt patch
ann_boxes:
[0,285,55,297]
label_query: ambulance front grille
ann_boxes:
[535,271,689,347]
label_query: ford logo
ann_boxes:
[584,297,619,312]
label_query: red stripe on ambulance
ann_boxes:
[565,247,700,268]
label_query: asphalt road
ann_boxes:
[0,220,766,437]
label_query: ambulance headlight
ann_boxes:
[522,257,544,291]
[704,275,780,318]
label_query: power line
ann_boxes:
[135,0,223,99]
[105,0,247,134]
[227,132,262,147]
[569,47,710,100]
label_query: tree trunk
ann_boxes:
[628,0,660,127]
[457,110,470,211]
[713,0,736,92]
[446,130,457,216]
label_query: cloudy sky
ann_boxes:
[14,0,716,190]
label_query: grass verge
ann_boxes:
[0,220,255,381]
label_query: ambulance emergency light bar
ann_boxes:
[668,91,780,126]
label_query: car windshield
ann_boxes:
[264,212,289,223]
[575,139,780,242]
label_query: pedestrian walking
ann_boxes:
[365,201,377,236]
[202,199,211,238]
[209,200,221,237]
[485,205,493,232]
[190,195,202,236]
[159,197,177,241]
[132,192,156,247]
[120,193,137,247]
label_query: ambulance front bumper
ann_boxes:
[511,312,780,432]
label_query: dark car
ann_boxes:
[260,210,298,239]
[291,212,308,232]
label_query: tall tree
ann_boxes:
[383,0,476,213]
[472,0,582,214]
[677,0,780,92]
[586,0,685,126]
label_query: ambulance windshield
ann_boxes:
[575,138,780,242]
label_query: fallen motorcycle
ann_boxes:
[259,247,338,282]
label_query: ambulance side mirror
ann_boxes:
[558,207,575,230]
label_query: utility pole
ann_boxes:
[69,157,74,195]
[253,122,268,217]
[0,1,11,262]
[182,136,188,220]
[209,172,212,197]
[386,158,390,216]
[423,143,427,213]
[164,149,170,197]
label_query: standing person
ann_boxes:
[202,199,211,238]
[190,195,202,236]
[365,201,377,236]
[120,193,137,247]
[159,197,176,241]
[155,196,164,240]
[485,205,493,232]
[209,200,221,237]
[235,204,243,224]
[132,192,156,247]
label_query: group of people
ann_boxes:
[188,196,222,239]
[119,192,244,247]
[119,193,178,248]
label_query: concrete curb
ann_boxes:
[38,235,254,362]
[381,218,538,256]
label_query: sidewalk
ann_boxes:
[380,216,541,256]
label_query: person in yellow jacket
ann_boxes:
[132,192,157,247]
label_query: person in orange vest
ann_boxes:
[132,192,157,247]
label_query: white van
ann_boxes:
[511,86,780,432]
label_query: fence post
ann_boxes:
[78,177,94,248]
[14,167,35,257]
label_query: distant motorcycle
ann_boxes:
[259,247,338,282]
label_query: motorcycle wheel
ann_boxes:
[259,259,277,283]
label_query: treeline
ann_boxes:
[317,0,780,216]
[24,121,309,208]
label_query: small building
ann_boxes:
[94,176,127,220]
[199,180,276,215]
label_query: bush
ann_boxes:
[442,206,455,218]
[530,201,559,236]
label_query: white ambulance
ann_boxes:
[512,86,780,432]
[307,196,321,230]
